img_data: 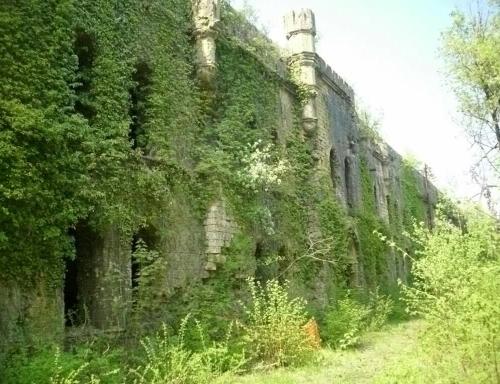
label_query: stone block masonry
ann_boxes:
[204,200,238,271]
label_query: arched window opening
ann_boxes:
[344,157,354,209]
[129,62,152,150]
[386,195,391,222]
[329,147,338,190]
[73,29,97,120]
[373,184,379,211]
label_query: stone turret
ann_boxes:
[192,0,221,88]
[284,9,318,135]
[284,9,316,55]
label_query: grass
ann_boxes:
[219,320,424,384]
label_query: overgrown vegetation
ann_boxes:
[322,289,393,349]
[403,207,499,382]
[1,0,436,382]
[239,279,314,367]
[2,279,316,383]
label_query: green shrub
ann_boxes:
[130,315,245,384]
[239,278,313,368]
[401,206,500,383]
[2,344,123,384]
[322,288,393,349]
[366,287,394,330]
[322,293,371,349]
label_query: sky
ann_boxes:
[231,0,477,200]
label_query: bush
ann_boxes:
[401,206,500,383]
[130,315,245,384]
[2,344,124,384]
[239,278,313,368]
[322,288,393,349]
[366,287,394,330]
[322,293,370,349]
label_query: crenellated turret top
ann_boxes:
[284,9,316,39]
[192,0,221,33]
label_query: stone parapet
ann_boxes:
[316,55,355,102]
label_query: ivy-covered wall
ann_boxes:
[0,0,437,356]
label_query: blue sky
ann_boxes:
[231,0,476,199]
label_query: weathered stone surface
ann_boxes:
[0,279,63,362]
[203,199,238,272]
[284,9,319,143]
[284,9,316,53]
[192,0,220,87]
[192,0,220,32]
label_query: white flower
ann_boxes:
[240,140,289,192]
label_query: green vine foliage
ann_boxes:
[401,160,428,230]
[0,0,201,285]
[0,0,90,283]
[355,155,430,291]
[356,160,390,289]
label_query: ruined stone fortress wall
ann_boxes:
[0,0,438,352]
[194,2,438,271]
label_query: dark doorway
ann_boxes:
[64,223,98,327]
[64,237,80,327]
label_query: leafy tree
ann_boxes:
[441,1,500,208]
[406,206,500,382]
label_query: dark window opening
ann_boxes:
[129,62,152,150]
[329,147,338,189]
[64,235,79,326]
[248,113,257,130]
[73,29,97,120]
[344,157,354,209]
[386,195,391,222]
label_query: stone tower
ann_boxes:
[192,0,221,88]
[284,9,318,135]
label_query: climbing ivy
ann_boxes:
[401,160,428,230]
[355,159,391,288]
[0,0,201,285]
[0,0,90,283]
